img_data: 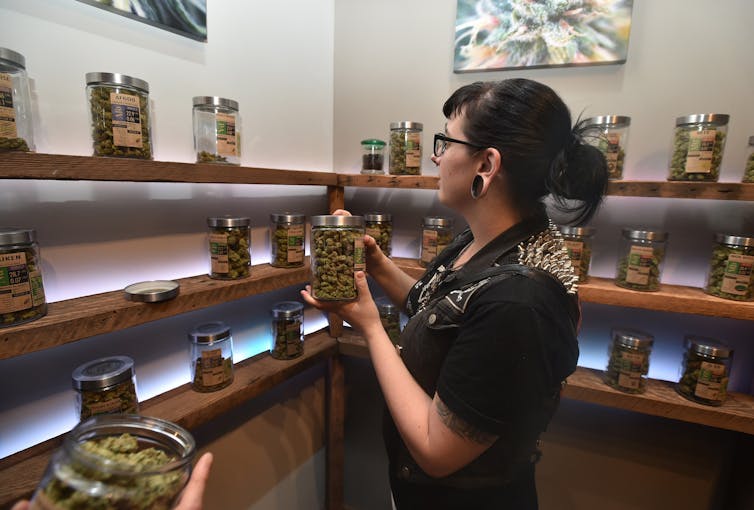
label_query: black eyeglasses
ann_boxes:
[433,133,487,157]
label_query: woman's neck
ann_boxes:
[452,203,523,269]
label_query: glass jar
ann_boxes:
[188,321,234,392]
[310,215,365,301]
[559,226,596,283]
[270,301,305,360]
[361,139,386,174]
[193,96,240,165]
[604,329,654,394]
[207,216,251,279]
[615,228,668,292]
[389,121,423,175]
[30,414,195,510]
[72,356,139,421]
[269,212,305,268]
[364,212,392,257]
[420,216,454,268]
[677,336,733,406]
[0,227,47,328]
[703,233,754,301]
[86,72,152,159]
[668,113,729,181]
[0,48,34,152]
[743,136,754,183]
[582,115,630,180]
[377,299,401,345]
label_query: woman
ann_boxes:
[302,78,607,509]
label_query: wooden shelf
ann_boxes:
[0,329,339,507]
[336,173,439,190]
[606,180,754,200]
[391,258,754,321]
[0,261,312,361]
[336,332,754,435]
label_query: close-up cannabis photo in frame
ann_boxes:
[454,0,633,72]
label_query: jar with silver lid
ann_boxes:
[193,96,240,165]
[0,227,47,328]
[743,136,754,183]
[668,113,729,181]
[72,356,139,421]
[377,299,401,345]
[677,336,733,406]
[0,48,34,152]
[582,115,630,180]
[364,212,392,257]
[704,233,754,301]
[270,301,304,360]
[188,321,234,392]
[207,216,251,279]
[270,212,305,268]
[389,121,423,175]
[559,226,596,283]
[604,329,654,394]
[310,215,365,301]
[615,228,668,292]
[86,72,152,159]
[420,216,454,268]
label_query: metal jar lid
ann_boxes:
[364,212,392,222]
[270,212,305,223]
[311,215,364,227]
[0,227,36,246]
[622,228,668,242]
[0,48,26,69]
[377,301,398,315]
[207,216,251,228]
[559,226,596,238]
[714,233,754,248]
[685,336,733,359]
[675,114,729,127]
[612,329,654,349]
[423,216,453,228]
[192,96,239,111]
[85,72,149,93]
[72,356,135,391]
[390,121,423,131]
[583,115,631,128]
[271,301,304,319]
[188,321,232,344]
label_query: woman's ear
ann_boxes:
[473,147,503,199]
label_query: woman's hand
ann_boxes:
[301,271,381,336]
[174,452,214,510]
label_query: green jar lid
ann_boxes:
[361,139,386,147]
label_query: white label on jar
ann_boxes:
[422,229,437,263]
[600,133,622,174]
[287,224,305,263]
[564,240,584,277]
[87,397,124,415]
[721,253,754,296]
[405,132,421,168]
[216,113,237,157]
[110,92,143,148]
[354,237,366,271]
[201,348,226,386]
[617,350,645,390]
[0,73,17,138]
[209,233,229,273]
[685,130,716,174]
[625,245,654,286]
[694,360,727,401]
[0,251,34,314]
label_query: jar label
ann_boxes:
[200,349,226,387]
[599,133,622,175]
[0,251,35,314]
[216,113,237,157]
[209,233,230,273]
[30,270,46,307]
[354,237,366,271]
[421,229,437,263]
[694,361,727,401]
[287,224,305,263]
[617,351,645,390]
[86,397,124,415]
[285,321,302,356]
[405,132,421,168]
[625,245,654,286]
[685,130,716,174]
[721,253,753,296]
[110,93,143,148]
[0,73,18,138]
[564,240,584,277]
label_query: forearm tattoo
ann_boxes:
[435,398,497,444]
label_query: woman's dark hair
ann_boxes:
[443,79,608,225]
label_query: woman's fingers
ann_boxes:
[331,209,351,216]
[174,452,214,510]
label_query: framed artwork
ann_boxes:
[454,0,633,72]
[77,0,207,42]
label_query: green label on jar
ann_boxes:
[626,245,654,286]
[694,361,727,401]
[0,251,33,314]
[721,253,754,295]
[685,130,716,173]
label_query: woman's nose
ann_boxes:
[430,154,440,166]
